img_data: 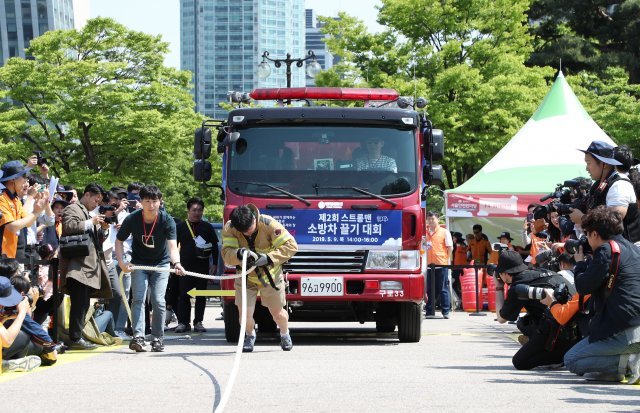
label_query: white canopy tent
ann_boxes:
[444,72,616,245]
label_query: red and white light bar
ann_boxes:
[250,87,400,102]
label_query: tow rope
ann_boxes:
[126,252,250,413]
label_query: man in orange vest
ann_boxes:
[425,211,453,319]
[469,224,492,264]
[451,232,468,300]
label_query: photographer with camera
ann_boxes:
[174,197,218,333]
[0,160,47,259]
[569,141,635,227]
[97,191,130,340]
[563,206,640,384]
[59,183,113,350]
[495,250,577,370]
[1,272,41,372]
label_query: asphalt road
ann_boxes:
[1,304,639,412]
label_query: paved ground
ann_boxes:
[1,303,638,412]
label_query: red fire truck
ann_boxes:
[194,87,444,342]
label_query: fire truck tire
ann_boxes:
[224,301,240,342]
[376,319,396,333]
[256,305,278,333]
[398,302,421,342]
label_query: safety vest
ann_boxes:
[426,226,449,265]
[453,244,468,266]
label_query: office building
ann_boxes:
[304,8,332,86]
[181,0,305,119]
[0,0,75,66]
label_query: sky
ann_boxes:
[89,0,383,69]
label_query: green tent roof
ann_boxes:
[447,71,612,195]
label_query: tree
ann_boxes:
[528,0,640,83]
[568,67,640,153]
[319,1,554,188]
[0,18,220,219]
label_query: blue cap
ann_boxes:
[0,276,23,307]
[579,141,622,166]
[0,160,32,183]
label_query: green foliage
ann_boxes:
[568,67,640,153]
[528,0,640,83]
[318,0,554,188]
[0,18,219,220]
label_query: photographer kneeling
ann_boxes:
[495,251,578,370]
[563,206,640,384]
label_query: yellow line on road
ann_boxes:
[0,345,123,383]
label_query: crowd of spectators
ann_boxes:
[1,155,219,372]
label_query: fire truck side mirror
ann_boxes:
[423,163,443,186]
[194,127,212,159]
[430,129,444,162]
[193,159,212,182]
[223,132,240,146]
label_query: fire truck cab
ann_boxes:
[194,87,444,343]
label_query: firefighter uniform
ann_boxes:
[222,204,298,309]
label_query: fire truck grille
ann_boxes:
[283,250,366,273]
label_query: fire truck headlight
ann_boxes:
[366,251,399,269]
[399,250,420,270]
[366,251,420,270]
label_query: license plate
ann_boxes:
[300,277,344,296]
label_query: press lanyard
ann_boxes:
[186,221,198,239]
[142,213,158,245]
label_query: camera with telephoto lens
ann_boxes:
[564,235,592,255]
[513,282,572,305]
[98,205,118,224]
[535,179,591,219]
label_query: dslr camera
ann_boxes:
[33,150,47,166]
[98,205,118,224]
[513,282,572,305]
[564,235,592,255]
[535,179,591,219]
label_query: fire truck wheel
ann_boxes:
[256,305,278,333]
[398,302,421,343]
[375,319,396,333]
[224,301,240,342]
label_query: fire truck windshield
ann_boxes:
[227,125,417,198]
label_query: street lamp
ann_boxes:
[257,50,322,88]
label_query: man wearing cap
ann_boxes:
[570,140,636,225]
[0,271,42,372]
[0,161,47,259]
[495,250,576,370]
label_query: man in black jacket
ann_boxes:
[564,206,640,384]
[495,251,577,370]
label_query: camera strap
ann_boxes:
[605,240,621,300]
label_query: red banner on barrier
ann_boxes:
[446,193,548,218]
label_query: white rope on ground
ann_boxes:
[118,270,133,325]
[128,257,248,413]
[214,251,248,413]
